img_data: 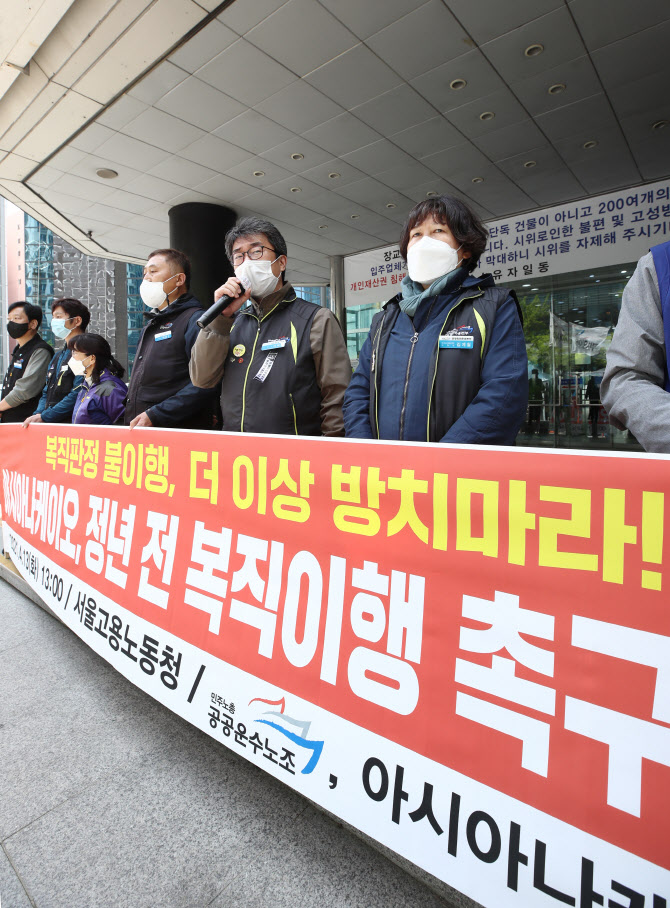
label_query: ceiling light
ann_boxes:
[426,190,438,197]
[531,287,538,291]
[450,78,467,90]
[548,83,566,95]
[652,120,670,131]
[472,177,484,183]
[589,274,595,278]
[318,225,328,230]
[290,153,304,160]
[328,172,340,179]
[522,283,531,287]
[525,43,544,57]
[479,111,495,121]
[595,279,600,283]
[583,140,598,150]
[620,270,627,274]
[290,186,302,192]
[253,170,265,177]
[386,203,396,209]
[350,214,360,219]
[96,168,118,179]
[524,160,537,168]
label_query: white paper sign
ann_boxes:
[343,178,670,306]
[344,244,406,308]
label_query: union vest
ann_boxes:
[1,334,54,423]
[44,347,76,410]
[221,293,322,435]
[368,284,519,442]
[125,294,212,428]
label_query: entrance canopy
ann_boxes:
[0,0,668,284]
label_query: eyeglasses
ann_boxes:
[231,244,276,266]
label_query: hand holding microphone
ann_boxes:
[197,275,252,329]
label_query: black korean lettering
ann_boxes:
[654,897,667,908]
[362,757,388,802]
[208,706,221,729]
[507,822,529,891]
[579,858,604,907]
[391,765,409,825]
[608,881,644,908]
[466,811,501,864]
[534,840,576,905]
[447,792,461,857]
[248,731,264,754]
[408,783,443,836]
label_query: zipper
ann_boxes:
[371,311,386,439]
[289,393,298,434]
[398,331,419,440]
[239,301,283,433]
[426,293,482,441]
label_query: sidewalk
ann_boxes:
[0,577,468,908]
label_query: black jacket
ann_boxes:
[125,293,218,429]
[1,334,54,423]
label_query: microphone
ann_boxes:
[197,276,251,329]
[197,295,233,329]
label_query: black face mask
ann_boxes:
[7,322,30,339]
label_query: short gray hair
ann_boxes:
[224,216,288,264]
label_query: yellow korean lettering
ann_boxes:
[456,478,499,558]
[508,480,536,566]
[538,486,598,572]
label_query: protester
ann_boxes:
[23,297,90,426]
[190,216,351,435]
[585,375,602,439]
[528,368,544,434]
[125,248,219,430]
[601,240,670,452]
[0,302,53,423]
[343,196,527,443]
[70,334,127,425]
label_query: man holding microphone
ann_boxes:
[190,216,350,436]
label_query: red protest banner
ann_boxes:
[1,424,668,907]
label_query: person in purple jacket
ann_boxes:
[69,334,127,425]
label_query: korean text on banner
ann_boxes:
[1,425,668,908]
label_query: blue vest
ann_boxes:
[651,240,670,392]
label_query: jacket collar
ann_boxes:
[249,281,296,318]
[144,291,201,322]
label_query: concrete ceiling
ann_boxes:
[0,0,669,284]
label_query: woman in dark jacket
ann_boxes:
[343,195,528,445]
[69,334,127,425]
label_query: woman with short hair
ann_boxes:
[69,334,127,425]
[343,195,528,444]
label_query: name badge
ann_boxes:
[254,352,277,382]
[13,361,23,369]
[439,336,474,349]
[261,338,287,351]
[154,330,172,342]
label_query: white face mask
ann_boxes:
[235,257,280,300]
[139,275,178,309]
[69,356,88,376]
[406,236,463,286]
